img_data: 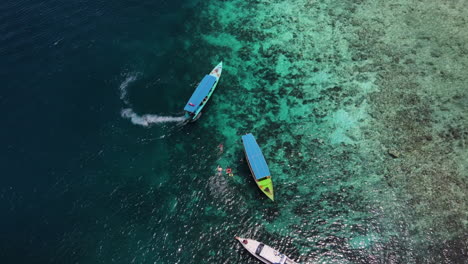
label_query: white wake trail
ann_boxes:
[121,108,185,127]
[119,73,139,104]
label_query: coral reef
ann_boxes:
[181,0,468,262]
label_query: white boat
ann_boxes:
[235,237,298,264]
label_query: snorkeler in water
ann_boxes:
[216,165,223,176]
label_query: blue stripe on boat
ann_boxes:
[242,133,271,180]
[184,75,217,113]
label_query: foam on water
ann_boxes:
[119,73,139,104]
[121,108,185,127]
[118,73,185,126]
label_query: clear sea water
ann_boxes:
[1,0,467,263]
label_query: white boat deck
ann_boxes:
[258,245,286,263]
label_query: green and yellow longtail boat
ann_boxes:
[241,133,274,201]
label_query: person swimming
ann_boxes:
[216,165,223,176]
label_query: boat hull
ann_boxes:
[184,62,222,122]
[241,134,274,201]
[235,237,297,264]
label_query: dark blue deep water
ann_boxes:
[1,0,207,262]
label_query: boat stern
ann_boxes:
[184,111,195,122]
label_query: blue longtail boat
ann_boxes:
[183,62,223,122]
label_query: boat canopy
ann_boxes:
[184,75,217,113]
[242,133,271,180]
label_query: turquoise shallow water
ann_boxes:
[1,0,467,263]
